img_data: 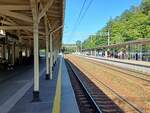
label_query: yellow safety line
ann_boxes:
[52,58,62,113]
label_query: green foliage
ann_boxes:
[62,44,77,53]
[82,0,150,49]
[141,0,150,14]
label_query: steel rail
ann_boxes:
[66,60,103,113]
[74,60,144,113]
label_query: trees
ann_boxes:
[82,0,150,49]
[141,0,150,14]
[76,40,82,52]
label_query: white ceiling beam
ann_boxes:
[0,26,44,30]
[0,20,15,26]
[21,35,45,38]
[0,5,31,10]
[5,18,17,25]
[50,24,63,34]
[23,29,45,36]
[0,10,32,23]
[5,18,32,36]
[47,10,60,15]
[38,0,55,22]
[39,2,52,30]
[48,14,61,18]
[0,26,33,30]
[21,36,45,40]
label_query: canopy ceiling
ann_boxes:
[0,0,64,48]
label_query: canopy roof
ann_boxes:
[0,0,64,48]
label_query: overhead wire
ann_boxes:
[68,0,94,43]
[68,0,88,42]
[77,0,94,26]
[71,0,94,36]
[71,0,87,33]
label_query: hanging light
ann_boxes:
[0,29,5,36]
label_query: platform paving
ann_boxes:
[0,65,32,83]
[1,56,80,113]
[7,59,59,113]
[81,55,150,75]
[61,58,80,113]
[0,58,45,113]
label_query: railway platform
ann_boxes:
[81,55,150,75]
[0,56,79,113]
[88,55,150,66]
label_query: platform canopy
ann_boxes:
[0,0,64,49]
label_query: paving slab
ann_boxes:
[2,56,79,113]
[61,57,80,113]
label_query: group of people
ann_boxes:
[98,51,141,60]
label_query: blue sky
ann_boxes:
[63,0,141,44]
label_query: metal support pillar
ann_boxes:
[0,46,3,58]
[7,46,10,63]
[53,49,55,66]
[50,33,53,80]
[55,49,58,63]
[12,43,15,65]
[15,46,19,60]
[56,49,59,61]
[128,45,131,60]
[139,44,143,61]
[2,43,5,60]
[94,50,96,56]
[105,51,108,58]
[44,16,50,80]
[25,47,27,57]
[54,49,56,64]
[31,0,40,101]
[33,21,39,101]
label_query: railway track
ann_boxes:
[84,57,150,83]
[67,60,143,113]
[65,59,144,113]
[66,60,101,113]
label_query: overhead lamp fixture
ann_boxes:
[0,29,5,36]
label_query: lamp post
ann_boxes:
[81,41,82,53]
[99,31,110,46]
[99,31,111,57]
[107,30,110,46]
